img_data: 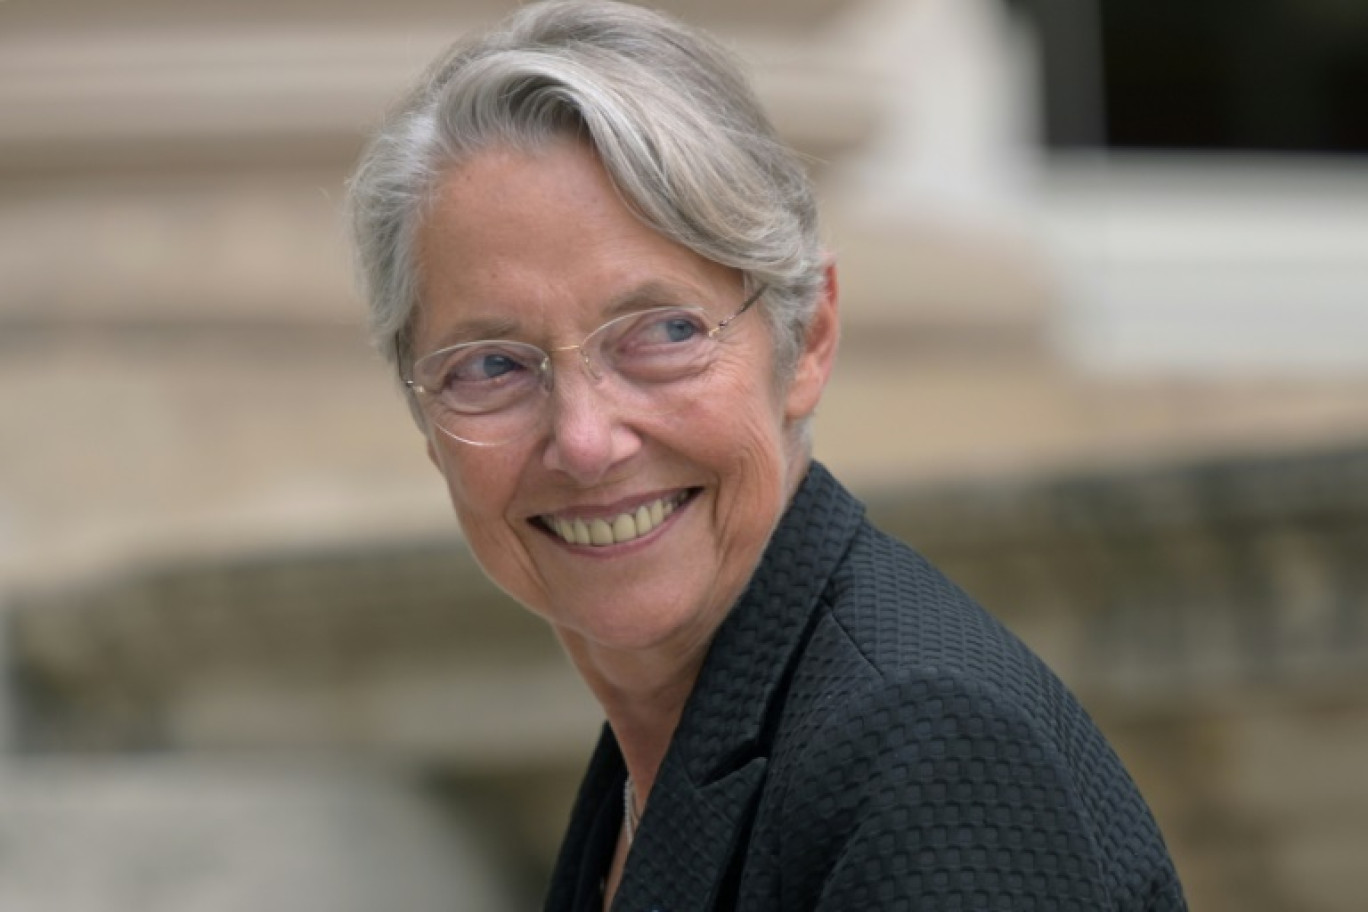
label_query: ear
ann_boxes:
[784,260,840,424]
[425,436,441,470]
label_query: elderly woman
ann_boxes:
[349,2,1185,910]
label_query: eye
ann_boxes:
[622,309,710,348]
[418,342,543,399]
[601,307,717,382]
[453,351,523,383]
[659,315,701,343]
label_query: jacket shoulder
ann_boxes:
[761,522,1185,910]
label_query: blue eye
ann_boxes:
[661,317,700,343]
[470,353,521,380]
[412,340,545,417]
[602,307,716,382]
[435,344,540,390]
[621,310,708,348]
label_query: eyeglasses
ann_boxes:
[407,284,766,446]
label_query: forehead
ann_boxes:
[411,139,741,350]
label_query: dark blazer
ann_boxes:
[545,463,1186,911]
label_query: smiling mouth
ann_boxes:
[539,490,694,547]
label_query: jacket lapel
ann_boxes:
[611,462,865,911]
[544,724,627,911]
[611,753,768,911]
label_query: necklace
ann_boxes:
[623,776,641,844]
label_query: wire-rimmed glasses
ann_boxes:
[406,285,766,446]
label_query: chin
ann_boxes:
[560,590,717,653]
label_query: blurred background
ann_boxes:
[2,0,1367,909]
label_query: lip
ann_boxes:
[533,487,699,550]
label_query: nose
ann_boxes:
[546,341,601,380]
[539,355,642,484]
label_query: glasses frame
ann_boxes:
[406,283,767,446]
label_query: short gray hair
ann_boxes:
[347,0,825,383]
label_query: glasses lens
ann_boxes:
[413,341,547,445]
[591,306,718,386]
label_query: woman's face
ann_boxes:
[412,138,836,659]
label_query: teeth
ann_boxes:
[545,493,685,547]
[589,518,613,546]
[554,518,589,545]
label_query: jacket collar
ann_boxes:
[611,461,865,910]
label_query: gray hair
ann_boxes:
[347,0,825,385]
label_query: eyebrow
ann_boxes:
[599,280,700,318]
[424,316,521,351]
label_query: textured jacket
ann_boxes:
[545,462,1187,911]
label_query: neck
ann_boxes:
[556,631,708,800]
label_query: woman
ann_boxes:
[349,2,1186,909]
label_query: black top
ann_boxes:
[545,462,1187,911]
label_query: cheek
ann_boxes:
[692,381,793,523]
[431,440,520,534]
[671,395,783,491]
[433,441,552,605]
[699,351,788,427]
